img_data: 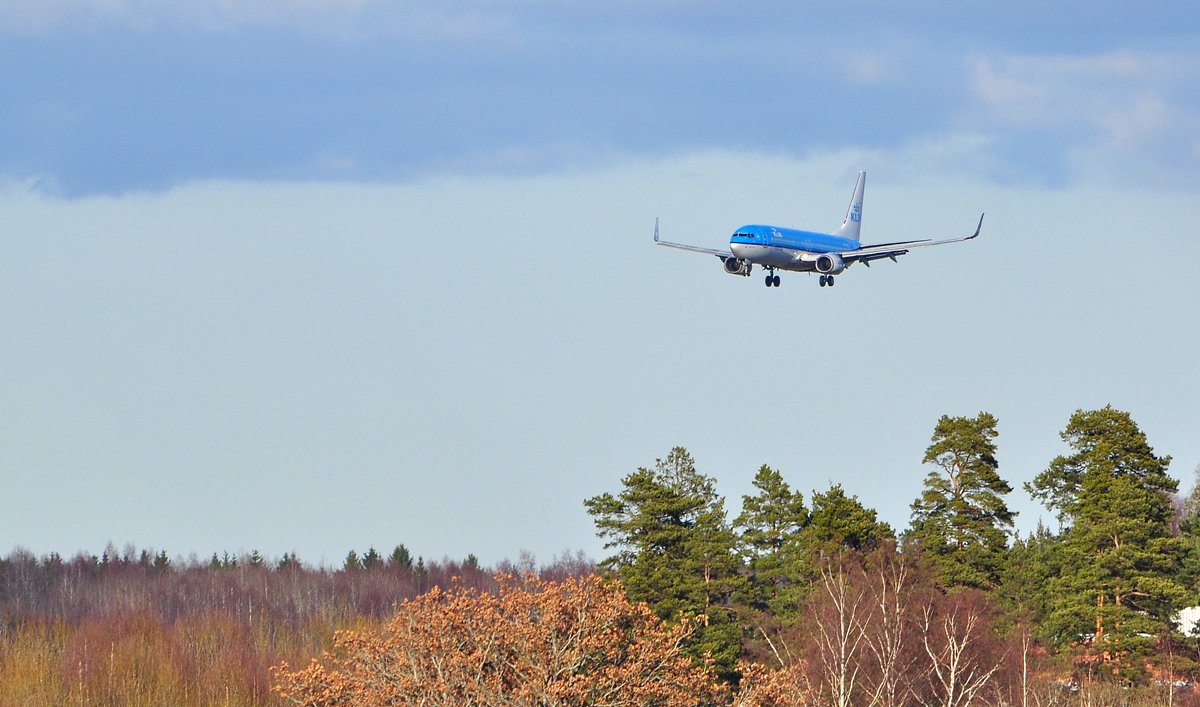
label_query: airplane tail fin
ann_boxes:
[832,171,865,242]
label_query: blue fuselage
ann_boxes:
[727,225,859,272]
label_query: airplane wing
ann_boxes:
[840,214,984,266]
[653,218,734,259]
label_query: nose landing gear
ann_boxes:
[763,269,781,288]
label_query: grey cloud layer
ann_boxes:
[1,2,1197,194]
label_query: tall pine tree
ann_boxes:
[584,447,744,679]
[1027,406,1185,674]
[908,411,1015,590]
[734,465,809,620]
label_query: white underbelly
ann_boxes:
[735,245,813,272]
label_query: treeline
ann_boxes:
[5,403,1199,705]
[575,405,1200,705]
[0,546,591,705]
[270,405,1200,706]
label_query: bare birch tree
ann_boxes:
[807,556,868,707]
[859,545,922,707]
[917,591,1005,707]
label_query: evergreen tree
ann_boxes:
[996,522,1062,635]
[414,556,428,591]
[277,552,300,570]
[1176,466,1200,596]
[389,544,414,571]
[1028,404,1175,521]
[362,547,381,570]
[343,550,362,572]
[584,446,744,679]
[43,552,64,574]
[734,465,809,619]
[736,465,809,558]
[803,483,893,553]
[1027,406,1185,674]
[908,412,1015,590]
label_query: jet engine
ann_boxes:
[815,254,846,275]
[723,258,751,276]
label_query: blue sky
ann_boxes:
[2,1,1198,566]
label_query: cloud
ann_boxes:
[0,0,511,39]
[5,5,1197,194]
[973,52,1192,129]
[968,51,1200,186]
[838,52,894,86]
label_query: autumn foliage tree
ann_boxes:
[272,573,727,706]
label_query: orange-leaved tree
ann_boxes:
[272,573,727,706]
[732,661,812,707]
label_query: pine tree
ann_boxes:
[908,412,1015,590]
[736,465,809,558]
[584,446,744,678]
[389,545,414,571]
[1028,405,1175,521]
[996,522,1062,635]
[1176,465,1200,594]
[277,552,300,570]
[361,547,381,570]
[1027,406,1185,674]
[734,465,809,619]
[803,483,893,553]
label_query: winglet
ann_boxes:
[654,217,660,243]
[968,213,984,240]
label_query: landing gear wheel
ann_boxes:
[819,275,828,287]
[827,275,835,287]
[764,274,773,287]
[772,275,781,287]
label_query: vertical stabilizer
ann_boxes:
[832,171,865,241]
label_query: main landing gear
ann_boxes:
[819,275,836,287]
[763,268,781,288]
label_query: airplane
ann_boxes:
[654,171,983,288]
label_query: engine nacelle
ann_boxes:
[815,254,846,275]
[723,258,751,276]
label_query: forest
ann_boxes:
[3,404,1200,705]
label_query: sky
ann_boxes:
[2,1,1198,567]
